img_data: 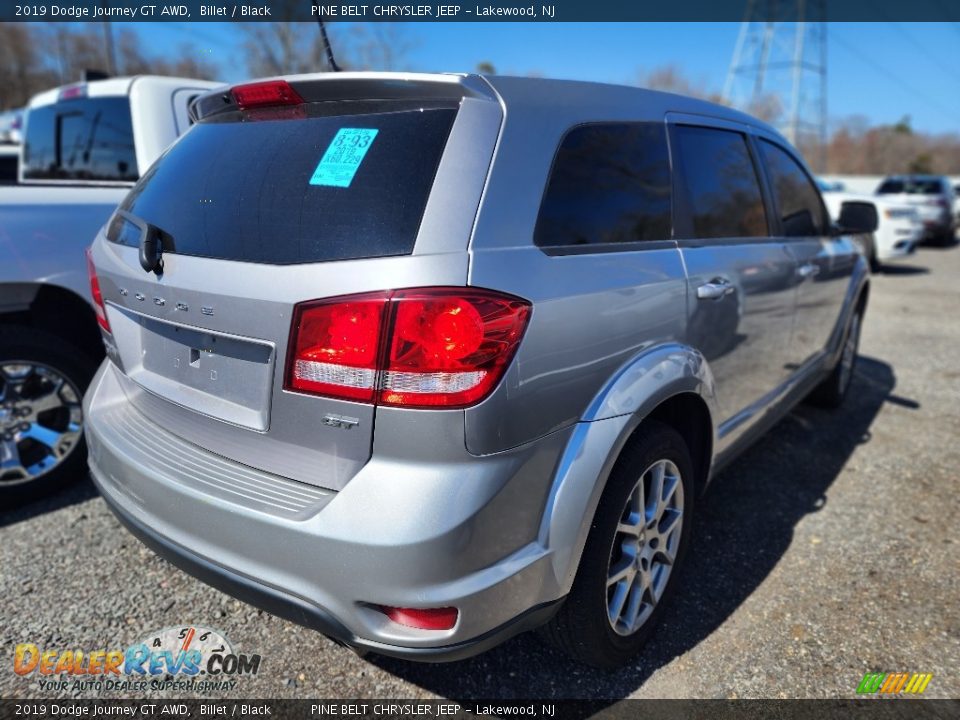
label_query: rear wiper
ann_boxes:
[116,210,172,275]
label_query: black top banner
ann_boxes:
[0,700,959,720]
[4,0,960,22]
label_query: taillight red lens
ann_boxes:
[284,288,531,408]
[86,248,110,332]
[286,292,389,402]
[381,289,531,408]
[231,80,304,110]
[382,606,459,631]
[58,84,86,101]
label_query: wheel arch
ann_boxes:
[539,343,718,595]
[0,283,104,362]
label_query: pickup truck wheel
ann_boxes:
[808,309,862,409]
[539,421,694,669]
[0,327,98,503]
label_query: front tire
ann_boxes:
[0,326,99,503]
[540,421,695,669]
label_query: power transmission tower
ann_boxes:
[722,1,828,170]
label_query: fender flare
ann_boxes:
[538,342,718,594]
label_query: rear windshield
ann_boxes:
[877,178,941,195]
[109,103,457,265]
[21,97,137,182]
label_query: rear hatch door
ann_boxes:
[92,76,502,490]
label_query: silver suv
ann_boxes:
[85,73,872,668]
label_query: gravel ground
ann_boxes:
[2,242,958,701]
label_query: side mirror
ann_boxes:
[835,201,879,235]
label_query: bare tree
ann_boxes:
[0,23,221,110]
[240,20,412,77]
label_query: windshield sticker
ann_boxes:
[309,128,379,188]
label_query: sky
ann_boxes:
[126,22,960,135]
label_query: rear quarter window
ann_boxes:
[111,104,456,265]
[535,123,672,248]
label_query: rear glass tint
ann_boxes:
[22,97,137,182]
[110,105,457,265]
[535,123,672,248]
[877,178,941,195]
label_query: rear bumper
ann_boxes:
[98,484,561,661]
[85,361,570,660]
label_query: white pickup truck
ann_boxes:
[0,75,221,501]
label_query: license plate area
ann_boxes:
[120,310,275,431]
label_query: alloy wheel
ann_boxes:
[0,361,84,485]
[606,459,684,636]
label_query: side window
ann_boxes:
[673,125,768,239]
[534,123,672,248]
[758,139,827,237]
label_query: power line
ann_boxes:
[887,22,960,85]
[828,29,960,127]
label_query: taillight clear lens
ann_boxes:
[86,248,110,332]
[286,292,389,402]
[284,288,531,408]
[381,289,531,408]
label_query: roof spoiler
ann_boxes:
[191,73,498,123]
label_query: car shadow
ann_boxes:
[919,235,958,249]
[368,355,906,700]
[0,471,98,528]
[878,264,929,276]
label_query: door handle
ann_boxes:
[797,263,820,279]
[697,279,735,300]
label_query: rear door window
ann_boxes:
[535,123,672,248]
[110,104,456,265]
[758,140,827,237]
[673,125,768,239]
[21,97,137,182]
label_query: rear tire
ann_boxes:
[807,307,862,409]
[0,326,98,504]
[539,421,694,669]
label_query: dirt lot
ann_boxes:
[2,242,958,701]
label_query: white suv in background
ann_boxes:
[818,181,921,270]
[876,175,955,245]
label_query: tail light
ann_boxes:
[58,84,86,101]
[285,288,531,409]
[86,248,110,332]
[231,80,303,110]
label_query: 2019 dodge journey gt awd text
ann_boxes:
[85,72,874,668]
